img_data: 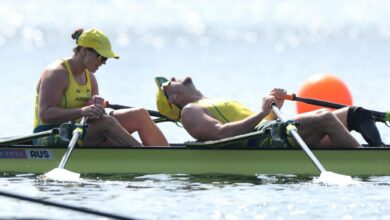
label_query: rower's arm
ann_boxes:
[39,68,105,123]
[181,104,269,141]
[39,68,83,124]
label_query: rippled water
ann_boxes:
[1,174,390,219]
[2,0,390,219]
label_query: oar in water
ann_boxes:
[285,93,390,124]
[39,117,88,182]
[103,101,175,124]
[271,104,357,185]
[0,190,135,220]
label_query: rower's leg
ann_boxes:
[83,115,142,147]
[110,108,169,146]
[292,109,361,148]
[333,107,384,146]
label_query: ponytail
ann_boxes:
[71,28,84,53]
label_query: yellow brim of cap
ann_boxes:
[95,48,119,59]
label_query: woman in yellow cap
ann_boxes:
[33,28,168,147]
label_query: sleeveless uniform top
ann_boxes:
[194,98,296,148]
[195,99,255,123]
[33,59,92,129]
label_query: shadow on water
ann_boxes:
[82,173,315,185]
[1,172,388,187]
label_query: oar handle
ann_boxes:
[284,94,295,101]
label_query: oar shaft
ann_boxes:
[58,117,87,169]
[104,101,176,124]
[286,94,388,122]
[289,130,326,173]
[104,102,165,118]
[0,190,135,220]
[271,105,326,173]
[0,129,58,145]
[286,94,346,109]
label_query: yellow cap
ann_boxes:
[77,29,119,59]
[155,77,181,120]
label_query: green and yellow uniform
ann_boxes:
[195,98,296,148]
[33,59,92,146]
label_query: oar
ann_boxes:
[0,190,135,220]
[271,104,357,185]
[40,117,88,182]
[0,121,81,145]
[285,93,390,124]
[103,101,175,123]
[0,129,59,145]
[104,101,164,117]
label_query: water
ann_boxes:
[1,0,390,219]
[1,174,390,219]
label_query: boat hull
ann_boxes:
[1,146,390,176]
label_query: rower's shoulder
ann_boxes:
[182,101,204,113]
[181,102,208,123]
[41,59,67,78]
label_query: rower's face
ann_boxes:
[163,77,195,101]
[170,77,194,87]
[84,48,107,73]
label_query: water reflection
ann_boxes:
[1,172,390,219]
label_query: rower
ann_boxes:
[154,76,365,148]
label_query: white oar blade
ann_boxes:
[39,168,81,182]
[315,171,360,186]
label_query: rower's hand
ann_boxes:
[270,88,286,109]
[261,95,277,115]
[88,95,105,106]
[81,104,105,119]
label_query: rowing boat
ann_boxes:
[1,144,390,176]
[1,128,390,176]
[1,130,389,176]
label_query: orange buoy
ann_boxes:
[297,74,353,114]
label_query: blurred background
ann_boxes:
[1,0,390,143]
